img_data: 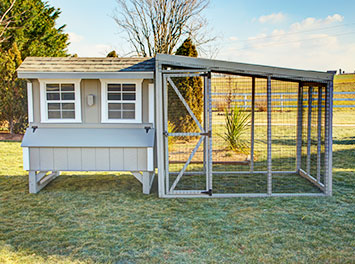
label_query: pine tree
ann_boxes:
[168,38,203,133]
[0,43,26,134]
[0,0,69,133]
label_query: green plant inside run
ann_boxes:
[219,105,251,154]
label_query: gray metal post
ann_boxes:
[316,87,322,182]
[250,77,255,173]
[324,80,333,196]
[208,73,213,192]
[267,76,272,195]
[296,83,303,171]
[306,86,313,175]
[155,63,165,197]
[204,75,209,190]
[163,76,170,194]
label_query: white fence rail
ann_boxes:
[212,92,355,109]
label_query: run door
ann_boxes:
[163,71,212,196]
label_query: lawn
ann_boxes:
[0,120,354,263]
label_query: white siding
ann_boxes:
[68,148,82,170]
[27,147,150,171]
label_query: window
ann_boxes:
[101,80,142,123]
[40,79,81,123]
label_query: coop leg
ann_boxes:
[142,171,154,194]
[28,171,59,194]
[29,171,39,193]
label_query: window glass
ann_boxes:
[107,83,137,120]
[46,84,59,91]
[61,93,75,100]
[46,83,76,120]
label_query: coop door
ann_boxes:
[163,71,212,195]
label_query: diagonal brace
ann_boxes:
[167,77,204,132]
[169,136,204,193]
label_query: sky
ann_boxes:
[48,0,355,72]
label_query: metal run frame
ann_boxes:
[155,55,334,198]
[162,71,212,195]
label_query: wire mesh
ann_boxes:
[163,72,325,195]
[166,75,206,192]
[210,74,267,193]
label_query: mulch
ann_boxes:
[0,132,23,141]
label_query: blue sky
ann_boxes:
[48,0,355,72]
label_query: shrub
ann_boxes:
[218,105,251,154]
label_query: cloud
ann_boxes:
[66,32,112,56]
[68,32,84,43]
[217,14,355,72]
[290,14,344,31]
[258,12,286,24]
[229,36,238,41]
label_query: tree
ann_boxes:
[107,50,118,57]
[0,0,69,57]
[168,38,203,133]
[112,0,211,57]
[0,0,16,43]
[0,43,26,134]
[0,0,69,133]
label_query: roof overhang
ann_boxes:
[155,54,334,83]
[17,71,154,80]
[21,127,155,148]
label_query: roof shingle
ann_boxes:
[17,57,155,72]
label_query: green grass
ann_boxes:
[1,124,355,263]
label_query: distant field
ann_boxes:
[334,74,355,84]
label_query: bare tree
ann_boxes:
[112,0,213,57]
[0,0,16,43]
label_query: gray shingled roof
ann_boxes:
[18,57,155,72]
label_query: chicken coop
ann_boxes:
[18,54,334,198]
[154,54,335,198]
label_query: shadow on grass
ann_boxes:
[333,136,355,145]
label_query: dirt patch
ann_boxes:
[0,132,23,141]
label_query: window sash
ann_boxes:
[41,81,80,122]
[46,83,76,120]
[106,83,137,120]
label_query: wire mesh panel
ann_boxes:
[164,74,208,193]
[301,87,309,172]
[161,69,329,197]
[210,74,268,193]
[211,74,251,171]
[319,87,326,184]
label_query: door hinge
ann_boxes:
[201,189,212,196]
[200,130,212,137]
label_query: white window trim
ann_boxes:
[148,83,155,126]
[39,79,82,123]
[27,82,33,123]
[100,79,142,123]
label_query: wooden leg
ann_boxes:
[28,171,60,194]
[142,172,155,194]
[29,171,38,193]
